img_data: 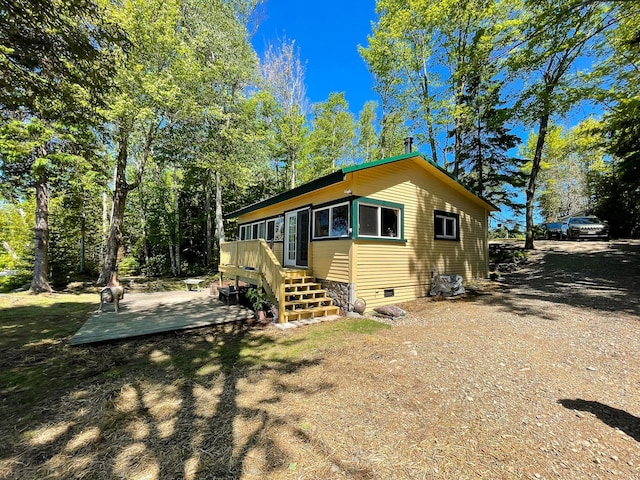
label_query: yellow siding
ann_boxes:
[351,159,489,311]
[233,156,492,312]
[310,240,351,283]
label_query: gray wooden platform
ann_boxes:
[69,291,253,345]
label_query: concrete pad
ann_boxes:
[69,291,253,345]
[273,322,298,330]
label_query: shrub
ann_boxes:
[0,270,32,292]
[141,255,168,277]
[119,256,139,276]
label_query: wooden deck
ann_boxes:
[69,291,253,345]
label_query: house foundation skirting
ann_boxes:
[317,279,352,310]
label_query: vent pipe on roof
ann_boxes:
[403,136,413,154]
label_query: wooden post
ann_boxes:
[279,282,286,323]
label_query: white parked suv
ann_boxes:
[561,216,610,240]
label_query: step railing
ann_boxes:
[220,239,286,322]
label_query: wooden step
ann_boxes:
[284,298,334,309]
[284,305,340,322]
[284,283,321,293]
[282,269,312,279]
[284,276,316,285]
[285,290,327,300]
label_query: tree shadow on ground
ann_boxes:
[559,398,640,442]
[0,323,331,479]
[477,241,640,320]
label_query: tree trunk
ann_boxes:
[214,170,225,248]
[140,196,149,264]
[30,177,53,293]
[173,165,180,276]
[453,84,465,178]
[169,245,176,276]
[476,116,484,196]
[79,205,86,274]
[525,110,551,250]
[98,129,131,285]
[205,173,213,266]
[421,65,438,166]
[98,120,156,285]
[102,191,108,258]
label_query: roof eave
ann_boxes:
[225,151,499,219]
[224,170,346,219]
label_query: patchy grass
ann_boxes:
[0,293,390,480]
[0,293,98,419]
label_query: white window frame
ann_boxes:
[265,216,284,242]
[247,221,266,240]
[357,203,401,239]
[312,202,350,239]
[434,211,459,240]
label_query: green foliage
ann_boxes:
[0,0,122,121]
[356,101,379,163]
[261,38,310,188]
[301,92,356,183]
[246,287,272,312]
[362,0,516,168]
[0,199,33,270]
[118,256,140,276]
[4,0,640,285]
[601,97,640,188]
[457,76,525,210]
[142,255,169,278]
[0,270,31,292]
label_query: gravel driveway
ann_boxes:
[366,239,640,478]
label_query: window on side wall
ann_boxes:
[357,203,401,239]
[434,210,459,241]
[312,203,349,239]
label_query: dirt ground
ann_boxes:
[1,239,639,479]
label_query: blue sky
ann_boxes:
[250,1,605,229]
[251,0,526,228]
[252,0,378,117]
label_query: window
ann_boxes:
[274,216,284,241]
[434,210,459,240]
[357,202,400,239]
[312,203,349,239]
[266,219,275,240]
[239,224,248,240]
[314,209,330,237]
[266,216,284,241]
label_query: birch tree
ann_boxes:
[361,0,514,172]
[302,92,356,182]
[261,38,309,188]
[508,0,618,249]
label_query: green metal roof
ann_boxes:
[224,152,499,219]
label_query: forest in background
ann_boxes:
[1,0,639,292]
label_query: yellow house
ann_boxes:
[219,151,498,322]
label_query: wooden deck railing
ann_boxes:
[220,240,286,321]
